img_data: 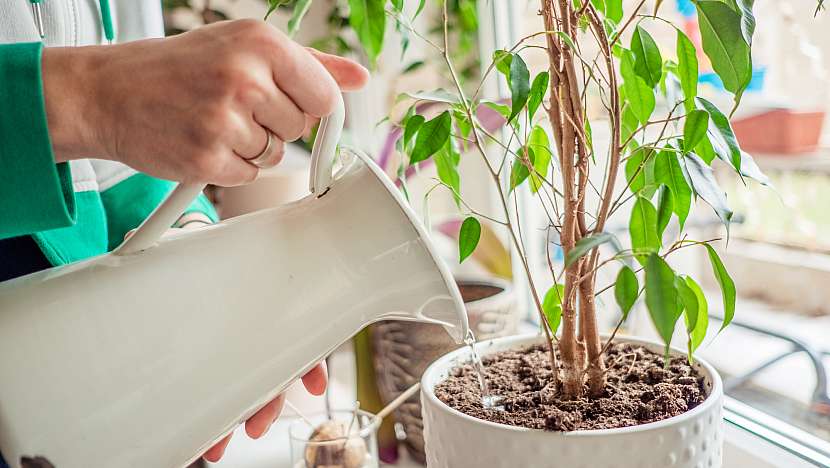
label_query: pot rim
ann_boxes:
[421,332,723,436]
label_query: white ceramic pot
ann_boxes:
[421,334,724,468]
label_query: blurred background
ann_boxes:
[162,1,830,466]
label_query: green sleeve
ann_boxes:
[100,173,219,250]
[0,42,76,240]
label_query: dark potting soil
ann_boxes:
[458,283,504,303]
[434,342,707,431]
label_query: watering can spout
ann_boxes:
[412,263,469,344]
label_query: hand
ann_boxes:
[202,362,328,463]
[42,20,369,186]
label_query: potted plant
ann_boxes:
[366,0,783,467]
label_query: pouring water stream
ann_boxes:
[464,330,503,410]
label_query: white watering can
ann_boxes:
[0,95,468,468]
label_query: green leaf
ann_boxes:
[695,137,718,165]
[724,0,756,46]
[508,54,530,123]
[414,0,426,19]
[697,97,742,173]
[682,275,709,356]
[510,147,533,191]
[556,32,577,51]
[434,140,461,206]
[542,284,566,334]
[631,26,663,88]
[348,0,387,66]
[287,0,313,36]
[645,253,682,352]
[625,147,656,194]
[565,232,618,268]
[528,126,552,193]
[482,100,511,120]
[527,72,550,120]
[403,115,425,146]
[676,29,699,110]
[654,151,692,229]
[458,217,481,263]
[704,244,736,331]
[621,105,641,147]
[605,0,623,23]
[410,111,452,164]
[620,51,656,125]
[615,265,639,320]
[739,151,771,186]
[656,185,673,236]
[493,50,512,79]
[264,0,289,20]
[674,275,699,330]
[683,110,710,152]
[684,152,733,227]
[695,0,752,106]
[629,197,661,264]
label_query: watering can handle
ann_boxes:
[114,95,346,256]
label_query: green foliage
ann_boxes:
[287,0,313,35]
[565,232,619,268]
[410,111,452,164]
[614,266,639,320]
[508,54,530,123]
[348,0,386,66]
[694,0,753,107]
[527,72,550,121]
[675,29,699,111]
[705,244,736,331]
[631,26,662,88]
[620,51,656,125]
[697,98,742,173]
[645,253,682,357]
[656,186,673,236]
[683,110,709,152]
[542,284,566,334]
[435,139,462,206]
[653,151,692,229]
[527,126,552,193]
[629,197,661,263]
[510,148,533,191]
[684,153,733,227]
[681,275,708,357]
[458,216,481,262]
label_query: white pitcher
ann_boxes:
[0,95,468,468]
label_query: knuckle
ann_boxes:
[310,86,339,118]
[281,115,305,142]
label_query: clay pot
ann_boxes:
[421,334,724,468]
[731,109,825,155]
[370,277,517,463]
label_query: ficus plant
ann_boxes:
[281,0,809,401]
[357,0,763,400]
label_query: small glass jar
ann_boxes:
[288,409,379,468]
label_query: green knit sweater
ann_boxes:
[0,42,217,267]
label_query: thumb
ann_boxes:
[307,48,370,92]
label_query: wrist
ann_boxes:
[42,46,108,162]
